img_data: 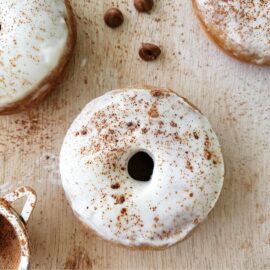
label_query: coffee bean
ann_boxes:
[134,0,154,13]
[104,8,124,28]
[139,43,161,61]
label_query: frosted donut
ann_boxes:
[60,87,224,249]
[0,0,76,114]
[193,0,270,65]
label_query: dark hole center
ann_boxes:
[128,151,154,182]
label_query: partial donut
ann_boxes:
[193,0,270,65]
[0,0,76,114]
[60,87,224,249]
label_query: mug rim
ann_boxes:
[0,199,30,270]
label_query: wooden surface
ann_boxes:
[0,0,270,269]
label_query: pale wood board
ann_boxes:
[0,0,269,269]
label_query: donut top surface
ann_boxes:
[195,0,270,64]
[0,0,69,106]
[60,88,224,247]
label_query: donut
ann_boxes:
[193,0,270,65]
[0,0,76,114]
[60,87,224,249]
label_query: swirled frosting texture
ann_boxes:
[194,0,270,64]
[60,88,224,248]
[0,0,68,106]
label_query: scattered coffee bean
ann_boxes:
[104,8,124,28]
[134,0,154,13]
[139,43,161,61]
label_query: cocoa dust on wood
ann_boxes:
[0,215,21,270]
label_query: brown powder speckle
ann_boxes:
[154,216,159,222]
[204,135,210,147]
[193,132,199,139]
[141,127,148,134]
[112,194,125,204]
[204,149,212,160]
[186,161,193,172]
[81,129,88,135]
[148,105,159,118]
[64,246,92,270]
[111,183,120,189]
[151,89,165,97]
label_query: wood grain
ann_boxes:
[0,0,269,269]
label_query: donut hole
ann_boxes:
[128,151,154,182]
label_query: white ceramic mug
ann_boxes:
[0,186,37,270]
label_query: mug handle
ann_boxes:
[3,186,37,224]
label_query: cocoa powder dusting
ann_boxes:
[112,194,125,204]
[204,149,212,160]
[141,127,148,134]
[185,161,193,172]
[193,132,199,139]
[148,105,159,118]
[64,246,92,270]
[0,215,21,270]
[150,89,165,97]
[111,183,120,189]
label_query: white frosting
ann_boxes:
[195,0,270,64]
[0,0,69,106]
[60,88,224,248]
